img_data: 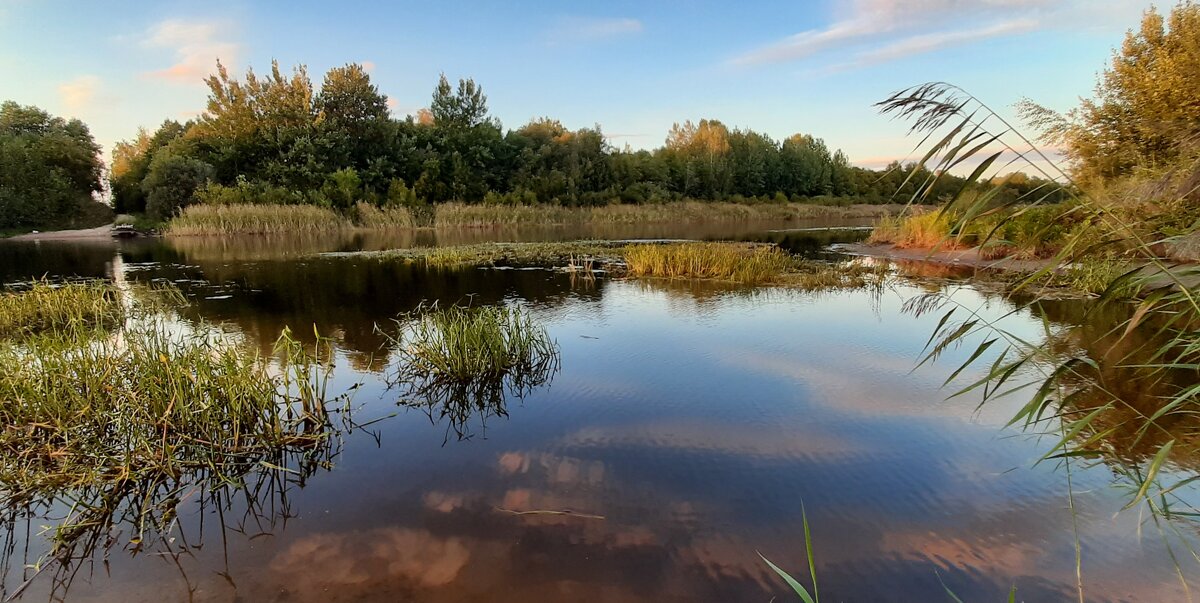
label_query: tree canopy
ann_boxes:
[105,59,1030,218]
[0,101,103,228]
[1021,2,1200,185]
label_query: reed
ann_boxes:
[867,211,959,249]
[167,203,351,235]
[353,201,416,229]
[622,242,796,284]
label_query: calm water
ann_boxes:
[0,221,1196,602]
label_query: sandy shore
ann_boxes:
[836,242,1053,273]
[7,224,116,241]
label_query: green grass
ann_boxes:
[386,304,559,384]
[382,304,560,437]
[0,282,343,572]
[0,280,127,338]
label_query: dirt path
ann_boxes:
[7,224,115,241]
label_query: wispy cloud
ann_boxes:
[142,18,241,84]
[728,0,1061,70]
[546,16,643,46]
[361,60,377,73]
[57,75,101,114]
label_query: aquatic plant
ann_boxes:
[433,200,907,228]
[382,304,559,441]
[0,283,350,596]
[623,242,796,284]
[0,280,122,337]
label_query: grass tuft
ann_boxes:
[623,242,796,284]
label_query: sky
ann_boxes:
[0,0,1158,170]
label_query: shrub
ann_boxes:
[142,153,215,220]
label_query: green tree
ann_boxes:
[0,101,103,228]
[142,150,215,220]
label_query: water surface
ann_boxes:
[0,220,1195,602]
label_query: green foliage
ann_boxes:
[101,60,1006,227]
[0,101,103,229]
[142,151,215,219]
[1020,2,1200,184]
[322,167,363,208]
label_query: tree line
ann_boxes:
[107,60,1013,220]
[1,60,1065,229]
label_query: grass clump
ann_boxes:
[867,211,960,249]
[382,304,559,439]
[386,304,559,385]
[0,282,344,578]
[167,203,352,235]
[0,280,123,337]
[623,242,796,284]
[353,201,416,229]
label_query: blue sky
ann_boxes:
[0,0,1156,169]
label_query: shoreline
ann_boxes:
[835,242,1055,273]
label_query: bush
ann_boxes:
[142,153,215,220]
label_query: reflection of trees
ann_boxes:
[1024,297,1200,469]
[118,256,599,367]
[906,284,1200,516]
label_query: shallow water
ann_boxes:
[0,221,1197,602]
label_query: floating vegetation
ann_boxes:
[433,201,906,228]
[382,304,560,441]
[356,241,625,268]
[0,282,351,596]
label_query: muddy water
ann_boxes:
[0,221,1196,602]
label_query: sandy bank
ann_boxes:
[836,243,1053,273]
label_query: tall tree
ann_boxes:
[0,101,103,228]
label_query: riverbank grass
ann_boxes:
[0,280,122,337]
[0,282,340,551]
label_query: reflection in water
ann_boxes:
[0,224,1198,601]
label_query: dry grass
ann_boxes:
[623,242,797,284]
[354,202,416,229]
[867,211,960,249]
[168,204,352,235]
